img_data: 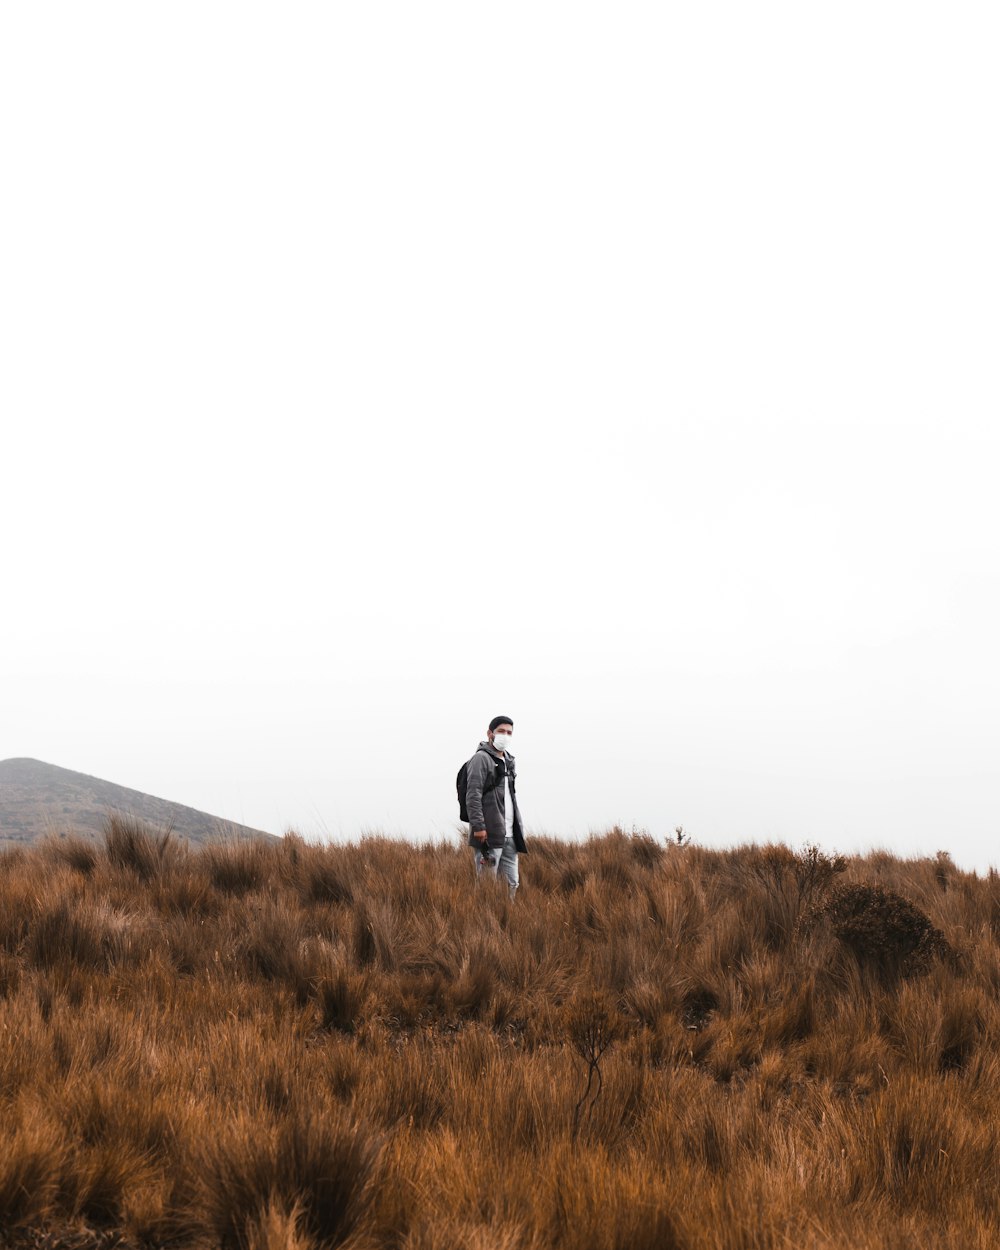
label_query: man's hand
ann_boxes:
[473,829,487,842]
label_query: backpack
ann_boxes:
[456,748,505,822]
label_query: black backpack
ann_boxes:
[456,748,505,821]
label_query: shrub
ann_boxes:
[811,882,951,980]
[739,841,847,949]
[790,841,848,910]
[564,988,623,1139]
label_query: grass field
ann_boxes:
[0,818,997,1249]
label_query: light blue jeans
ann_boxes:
[472,836,519,899]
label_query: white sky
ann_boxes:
[2,3,998,871]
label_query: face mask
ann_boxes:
[493,732,511,751]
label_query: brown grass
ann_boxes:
[0,821,997,1248]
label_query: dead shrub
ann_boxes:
[564,988,624,1139]
[581,1055,650,1150]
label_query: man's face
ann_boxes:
[489,725,513,748]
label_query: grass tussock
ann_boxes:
[0,824,997,1247]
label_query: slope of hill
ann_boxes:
[0,829,995,1248]
[0,756,275,845]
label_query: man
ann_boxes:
[466,715,527,898]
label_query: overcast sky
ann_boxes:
[2,3,997,871]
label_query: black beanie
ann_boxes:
[489,715,513,732]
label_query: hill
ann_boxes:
[0,827,994,1248]
[0,756,275,845]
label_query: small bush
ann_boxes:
[790,841,848,910]
[739,841,847,948]
[812,882,951,980]
[564,988,624,1139]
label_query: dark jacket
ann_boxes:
[465,740,527,853]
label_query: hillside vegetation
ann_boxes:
[0,819,998,1249]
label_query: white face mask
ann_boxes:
[493,732,511,752]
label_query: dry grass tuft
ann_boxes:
[103,812,180,882]
[191,1104,384,1250]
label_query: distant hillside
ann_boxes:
[0,757,276,846]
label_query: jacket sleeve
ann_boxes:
[465,750,489,832]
